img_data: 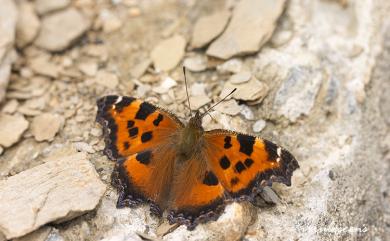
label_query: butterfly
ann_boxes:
[96,72,299,230]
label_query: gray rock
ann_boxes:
[0,0,17,104]
[0,153,106,239]
[35,0,70,15]
[252,119,266,132]
[274,66,322,122]
[16,2,41,48]
[191,10,231,49]
[0,114,29,148]
[151,35,186,71]
[207,0,286,59]
[35,8,90,52]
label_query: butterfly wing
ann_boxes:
[203,130,299,199]
[167,154,226,230]
[166,130,299,229]
[96,95,183,213]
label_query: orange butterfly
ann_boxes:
[96,71,299,230]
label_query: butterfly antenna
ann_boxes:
[200,88,237,118]
[183,66,192,117]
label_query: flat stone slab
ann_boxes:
[0,114,29,148]
[34,8,90,52]
[0,153,106,239]
[191,10,231,49]
[207,0,285,59]
[150,35,186,71]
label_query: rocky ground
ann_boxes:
[0,0,389,240]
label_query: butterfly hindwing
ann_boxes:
[167,155,226,229]
[96,95,183,212]
[204,130,299,200]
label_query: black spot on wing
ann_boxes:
[237,134,255,156]
[153,114,163,126]
[129,127,138,137]
[263,139,278,161]
[244,158,254,168]
[224,136,232,149]
[115,97,135,112]
[123,141,130,150]
[235,161,246,173]
[230,177,239,186]
[135,102,156,120]
[136,150,152,165]
[127,120,135,128]
[141,131,153,143]
[219,155,231,170]
[203,171,219,186]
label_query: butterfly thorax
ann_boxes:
[177,112,204,161]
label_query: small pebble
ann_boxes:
[252,119,266,133]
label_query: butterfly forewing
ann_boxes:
[96,95,183,211]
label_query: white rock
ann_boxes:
[135,84,151,97]
[274,66,322,122]
[0,146,3,156]
[252,119,266,132]
[0,153,106,239]
[100,9,123,33]
[93,70,119,89]
[189,95,211,110]
[0,0,17,104]
[207,0,286,59]
[240,105,255,120]
[229,71,252,84]
[31,113,64,142]
[190,82,207,96]
[35,0,70,15]
[191,10,231,49]
[152,77,177,94]
[16,2,41,48]
[35,8,90,52]
[78,61,98,77]
[73,142,95,154]
[0,114,29,148]
[183,55,208,72]
[215,99,242,116]
[221,77,269,102]
[151,35,186,71]
[217,59,243,74]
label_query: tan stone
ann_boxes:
[207,0,286,59]
[16,2,41,48]
[151,35,186,71]
[0,114,29,148]
[0,153,106,239]
[191,10,231,49]
[31,113,64,142]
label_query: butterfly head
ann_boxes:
[188,110,203,130]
